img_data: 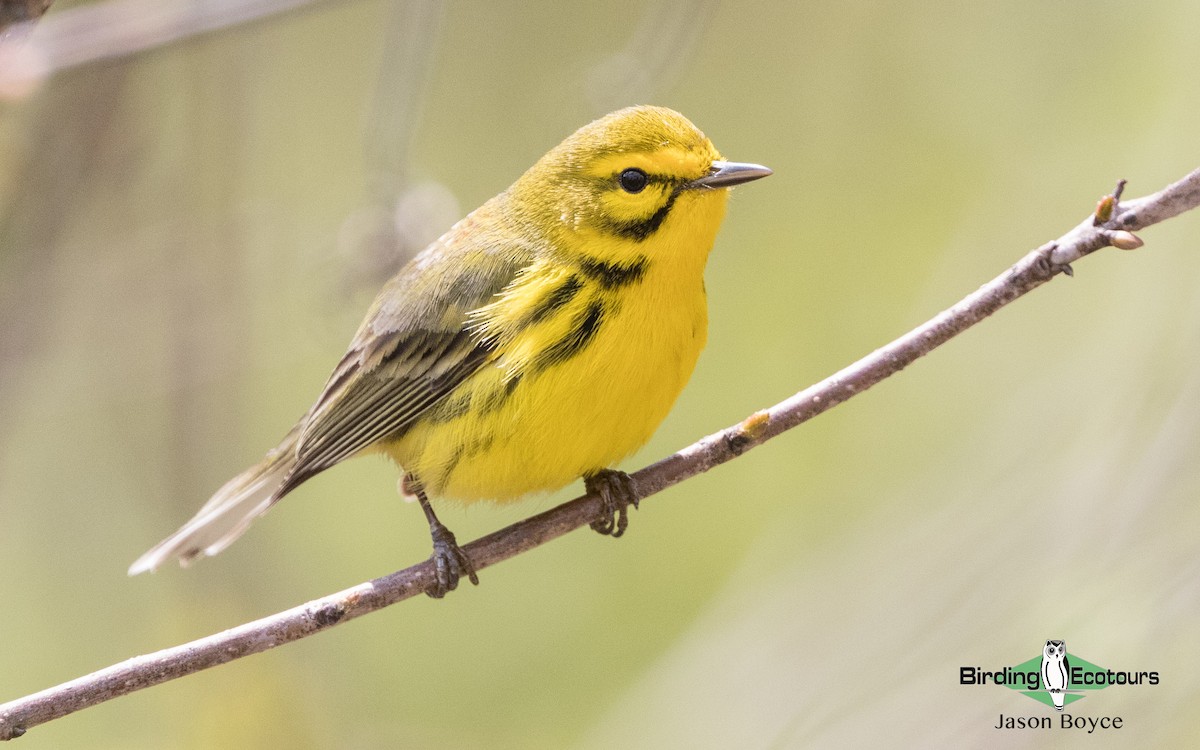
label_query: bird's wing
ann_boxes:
[278,208,534,495]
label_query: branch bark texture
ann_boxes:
[2,167,1199,740]
[0,0,332,99]
[0,0,51,33]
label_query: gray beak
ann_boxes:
[687,160,773,189]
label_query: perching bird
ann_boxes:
[129,105,771,596]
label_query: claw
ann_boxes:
[408,473,479,599]
[585,469,640,538]
[426,521,478,599]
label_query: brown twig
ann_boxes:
[2,167,1199,740]
[0,0,48,32]
[0,0,337,98]
[0,0,49,31]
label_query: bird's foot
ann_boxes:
[426,521,478,599]
[586,469,639,538]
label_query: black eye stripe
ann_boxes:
[572,169,692,241]
[607,172,675,187]
[578,173,676,191]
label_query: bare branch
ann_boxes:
[0,0,51,34]
[0,0,338,98]
[2,166,1199,740]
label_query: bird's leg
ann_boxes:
[405,474,478,598]
[585,469,639,538]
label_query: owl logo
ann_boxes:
[1041,639,1070,710]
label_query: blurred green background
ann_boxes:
[2,0,1199,747]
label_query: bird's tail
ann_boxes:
[128,425,302,575]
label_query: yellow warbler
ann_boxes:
[130,106,771,596]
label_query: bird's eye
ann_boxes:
[618,168,648,193]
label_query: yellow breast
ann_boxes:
[383,186,728,502]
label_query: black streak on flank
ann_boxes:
[478,373,522,414]
[578,256,648,289]
[426,391,472,424]
[428,369,521,425]
[435,433,496,492]
[527,274,584,324]
[538,300,605,370]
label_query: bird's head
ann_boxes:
[510,106,771,271]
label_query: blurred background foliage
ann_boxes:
[2,0,1199,747]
